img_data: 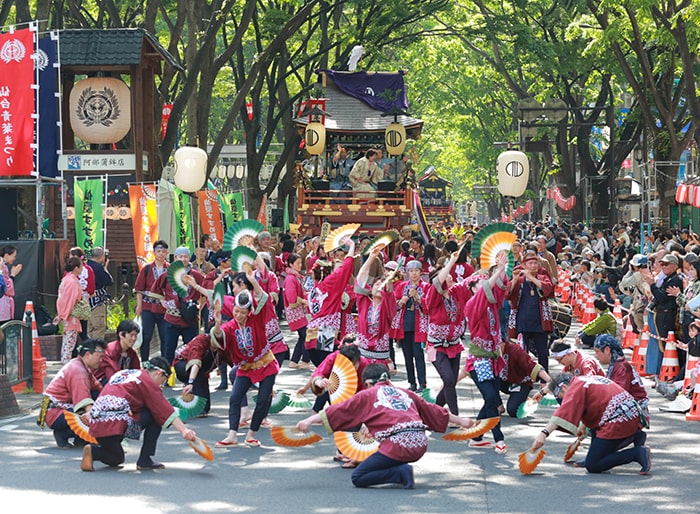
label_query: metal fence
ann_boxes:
[0,314,33,387]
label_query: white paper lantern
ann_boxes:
[305,121,326,155]
[496,151,529,197]
[385,122,407,155]
[69,77,131,144]
[174,146,208,192]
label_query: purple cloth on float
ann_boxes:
[322,70,408,111]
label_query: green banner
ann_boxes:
[74,178,104,256]
[283,194,289,232]
[220,192,244,229]
[173,187,194,251]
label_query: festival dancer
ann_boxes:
[80,356,197,471]
[173,333,226,416]
[284,253,311,368]
[549,341,605,377]
[93,319,141,385]
[133,239,169,362]
[496,339,551,417]
[297,363,476,489]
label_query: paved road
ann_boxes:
[1,321,698,513]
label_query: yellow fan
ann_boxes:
[363,230,399,256]
[564,436,583,462]
[329,354,358,404]
[270,426,322,447]
[63,410,98,444]
[323,223,361,254]
[442,417,500,441]
[333,430,379,462]
[189,436,215,461]
[518,448,546,475]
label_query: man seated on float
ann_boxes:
[349,149,382,194]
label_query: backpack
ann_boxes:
[0,273,5,298]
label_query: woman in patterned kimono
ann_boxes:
[297,363,475,489]
[531,373,651,475]
[284,253,311,368]
[80,356,196,471]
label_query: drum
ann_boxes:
[548,299,572,338]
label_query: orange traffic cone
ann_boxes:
[25,300,42,359]
[657,331,680,383]
[622,317,637,349]
[25,301,47,393]
[633,320,650,377]
[686,383,700,421]
[683,354,699,392]
[613,299,622,321]
[582,294,596,324]
[560,270,572,304]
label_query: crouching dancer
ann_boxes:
[296,363,475,489]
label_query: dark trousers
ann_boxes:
[174,359,212,413]
[91,409,162,467]
[521,332,550,372]
[432,351,461,415]
[49,412,76,446]
[400,331,426,388]
[500,382,532,418]
[163,322,198,365]
[351,451,412,488]
[469,371,504,441]
[584,432,647,473]
[290,326,310,364]
[140,310,165,362]
[228,372,276,432]
[227,366,248,408]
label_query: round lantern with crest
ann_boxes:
[69,77,131,144]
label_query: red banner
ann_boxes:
[257,193,267,227]
[129,184,159,269]
[197,189,224,242]
[0,28,35,176]
[161,103,173,140]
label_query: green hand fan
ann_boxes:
[223,219,264,251]
[516,398,539,419]
[286,393,312,411]
[167,261,189,297]
[470,222,516,277]
[231,246,258,272]
[540,394,559,406]
[253,390,290,414]
[168,394,207,420]
[363,230,399,256]
[420,387,437,403]
[211,282,225,311]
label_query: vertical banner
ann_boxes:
[283,194,290,232]
[37,36,59,177]
[128,184,159,269]
[0,28,35,176]
[197,189,224,242]
[256,193,267,227]
[413,191,433,244]
[220,192,244,229]
[74,178,104,255]
[161,103,173,141]
[173,187,194,251]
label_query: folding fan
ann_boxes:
[442,417,500,441]
[363,230,399,256]
[253,390,290,414]
[286,393,313,411]
[540,394,559,406]
[329,354,358,404]
[323,223,361,254]
[168,394,207,420]
[231,246,258,272]
[420,386,438,403]
[222,219,264,251]
[516,398,539,419]
[189,436,215,461]
[518,448,546,474]
[63,410,98,444]
[564,436,583,462]
[211,282,225,311]
[270,426,322,447]
[333,430,379,462]
[167,261,189,297]
[470,222,517,276]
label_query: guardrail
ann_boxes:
[0,313,33,388]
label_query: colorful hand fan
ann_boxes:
[270,426,322,447]
[63,410,98,444]
[470,222,516,277]
[420,387,437,403]
[167,261,189,297]
[231,246,258,272]
[564,436,583,462]
[540,394,559,406]
[253,390,290,414]
[222,219,264,250]
[333,430,379,462]
[286,393,313,411]
[442,417,500,441]
[363,230,399,256]
[329,354,358,404]
[323,223,361,254]
[168,394,207,420]
[518,448,546,474]
[516,398,539,419]
[211,282,225,311]
[189,436,214,461]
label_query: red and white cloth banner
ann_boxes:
[548,186,576,211]
[161,103,173,140]
[0,28,35,176]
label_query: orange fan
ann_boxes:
[564,436,583,462]
[519,448,546,475]
[323,223,361,254]
[63,410,98,444]
[189,436,214,461]
[271,426,323,447]
[333,430,379,462]
[442,417,500,441]
[329,354,358,405]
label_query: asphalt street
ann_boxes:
[1,320,698,514]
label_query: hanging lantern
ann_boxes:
[69,77,131,144]
[305,121,326,155]
[688,185,695,205]
[676,184,688,204]
[385,122,406,155]
[694,186,700,209]
[174,146,208,193]
[496,151,529,197]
